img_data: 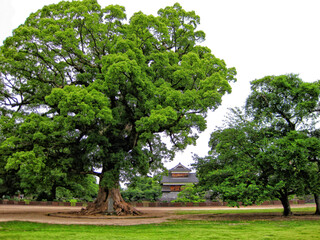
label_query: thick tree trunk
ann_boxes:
[80,186,141,216]
[279,193,292,216]
[314,194,320,215]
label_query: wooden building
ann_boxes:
[160,163,198,201]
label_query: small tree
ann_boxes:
[121,176,162,202]
[172,183,205,203]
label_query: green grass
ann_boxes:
[0,208,319,239]
[0,220,320,240]
[176,207,317,215]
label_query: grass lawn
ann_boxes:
[176,207,317,215]
[0,219,319,240]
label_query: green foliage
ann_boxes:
[55,175,98,202]
[172,183,205,203]
[246,74,320,128]
[195,74,320,215]
[121,176,162,202]
[0,0,235,201]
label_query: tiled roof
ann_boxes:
[169,162,191,172]
[161,173,198,184]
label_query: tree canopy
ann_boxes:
[195,74,320,216]
[0,0,236,215]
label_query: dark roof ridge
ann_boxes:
[161,173,198,183]
[169,162,191,172]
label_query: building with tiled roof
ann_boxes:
[160,163,199,201]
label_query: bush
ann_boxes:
[171,184,206,203]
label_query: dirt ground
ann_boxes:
[0,204,318,225]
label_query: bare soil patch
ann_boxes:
[0,204,318,225]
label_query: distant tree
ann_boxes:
[172,183,205,203]
[55,175,99,202]
[0,169,20,198]
[195,74,320,216]
[121,175,162,202]
[0,114,21,197]
[0,0,236,215]
[195,110,271,207]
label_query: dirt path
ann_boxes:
[0,204,318,225]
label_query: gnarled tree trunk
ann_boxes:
[80,186,141,216]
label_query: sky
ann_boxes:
[1,0,320,170]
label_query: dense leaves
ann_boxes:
[121,176,162,202]
[0,0,235,210]
[195,74,320,216]
[172,183,205,203]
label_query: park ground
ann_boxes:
[0,204,318,225]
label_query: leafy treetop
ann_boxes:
[0,0,236,195]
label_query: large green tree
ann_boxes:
[195,74,320,216]
[0,0,235,215]
[246,74,320,215]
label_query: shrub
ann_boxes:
[171,184,206,203]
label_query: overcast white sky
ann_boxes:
[1,0,320,170]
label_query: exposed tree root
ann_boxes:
[79,187,141,216]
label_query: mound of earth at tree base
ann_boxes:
[48,209,167,219]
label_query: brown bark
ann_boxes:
[279,192,292,216]
[80,186,141,216]
[314,194,320,215]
